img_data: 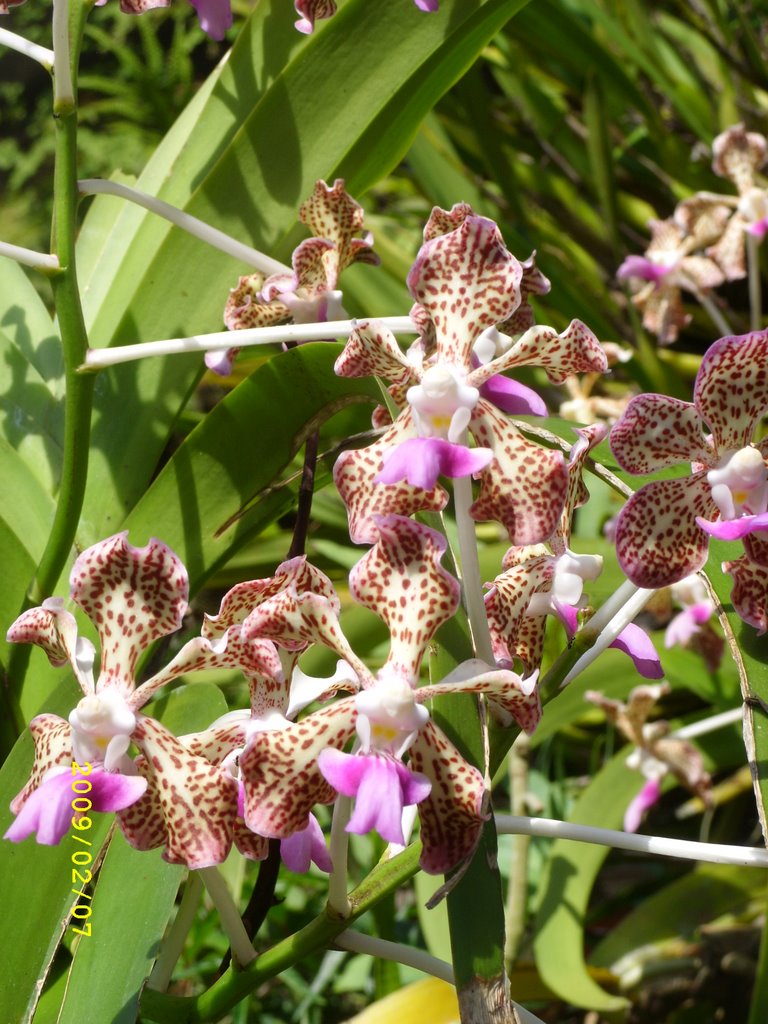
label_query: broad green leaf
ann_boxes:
[0,517,35,670]
[0,255,62,393]
[0,440,57,565]
[122,343,379,589]
[52,684,227,1024]
[532,752,635,1012]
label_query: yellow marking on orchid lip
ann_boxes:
[734,491,748,504]
[96,737,108,749]
[371,724,399,744]
[430,414,451,430]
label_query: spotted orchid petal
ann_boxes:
[407,721,487,875]
[318,749,431,846]
[69,533,188,694]
[406,216,522,369]
[614,472,717,588]
[712,124,768,193]
[693,331,768,451]
[609,623,664,680]
[203,556,339,639]
[7,599,95,695]
[334,319,415,383]
[188,0,231,39]
[9,714,72,817]
[723,556,768,634]
[485,555,552,668]
[470,319,607,389]
[553,424,608,552]
[334,410,448,544]
[299,179,378,277]
[222,272,291,333]
[118,716,239,868]
[469,399,568,543]
[240,699,357,838]
[349,515,459,682]
[420,660,541,734]
[294,0,336,33]
[376,437,493,490]
[422,202,476,242]
[610,394,713,474]
[280,813,332,873]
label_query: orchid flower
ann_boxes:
[333,205,607,543]
[485,425,662,680]
[236,515,539,874]
[293,0,437,34]
[586,685,711,832]
[663,574,724,673]
[617,211,727,345]
[610,330,768,591]
[212,179,378,375]
[722,556,768,635]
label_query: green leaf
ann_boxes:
[0,255,62,393]
[532,751,634,1012]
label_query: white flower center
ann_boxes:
[69,690,136,771]
[527,550,603,618]
[407,364,479,443]
[738,187,768,226]
[707,446,768,520]
[355,673,429,757]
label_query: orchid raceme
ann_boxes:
[213,179,378,375]
[333,206,607,543]
[0,0,232,40]
[610,330,768,593]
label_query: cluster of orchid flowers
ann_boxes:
[618,124,768,344]
[7,169,768,913]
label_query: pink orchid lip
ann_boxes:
[617,255,674,285]
[375,437,493,490]
[479,374,547,416]
[696,511,768,540]
[609,623,664,680]
[624,777,662,833]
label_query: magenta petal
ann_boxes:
[89,770,148,813]
[554,602,579,639]
[414,0,439,9]
[696,512,768,540]
[610,623,664,679]
[747,218,768,238]
[480,375,547,416]
[624,777,662,832]
[188,0,232,39]
[5,768,73,845]
[376,437,493,490]
[280,813,332,874]
[317,747,368,796]
[205,348,236,376]
[665,603,712,648]
[617,255,670,284]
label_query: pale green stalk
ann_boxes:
[148,873,203,992]
[452,473,495,665]
[504,733,531,971]
[0,240,59,271]
[748,234,762,331]
[82,316,417,370]
[52,0,74,110]
[335,929,454,983]
[495,815,768,867]
[0,27,54,66]
[328,795,352,916]
[674,706,742,740]
[198,868,256,969]
[78,178,290,275]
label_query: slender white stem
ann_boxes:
[694,288,734,338]
[198,867,256,968]
[580,579,641,640]
[452,473,495,665]
[334,931,546,1024]
[0,240,59,272]
[78,178,290,277]
[147,872,202,991]
[747,234,762,332]
[52,0,74,110]
[0,27,54,67]
[496,814,768,867]
[673,705,742,741]
[82,316,417,371]
[327,796,352,917]
[562,584,656,686]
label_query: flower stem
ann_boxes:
[328,796,352,916]
[0,240,59,271]
[148,872,203,992]
[198,868,256,969]
[452,473,495,665]
[78,178,290,275]
[335,929,453,983]
[0,26,55,67]
[495,814,768,867]
[81,316,417,370]
[52,0,74,112]
[504,733,531,972]
[673,706,742,740]
[748,234,762,332]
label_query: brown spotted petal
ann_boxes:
[406,216,522,369]
[614,472,717,588]
[496,251,552,337]
[610,394,712,474]
[634,280,690,346]
[349,515,459,682]
[407,721,487,875]
[554,424,608,551]
[471,319,607,390]
[723,556,768,634]
[118,0,169,13]
[510,615,548,678]
[693,331,768,451]
[7,599,93,694]
[422,203,477,242]
[485,556,552,667]
[134,628,287,712]
[223,273,292,331]
[712,124,768,194]
[240,699,357,837]
[586,683,670,747]
[69,533,188,693]
[10,715,71,816]
[334,319,415,384]
[119,716,239,868]
[707,214,748,282]
[182,721,248,765]
[299,179,378,276]
[334,409,448,544]
[469,399,568,543]
[420,663,541,734]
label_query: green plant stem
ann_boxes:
[148,872,203,992]
[748,235,762,332]
[140,843,422,1024]
[198,868,256,969]
[452,473,495,665]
